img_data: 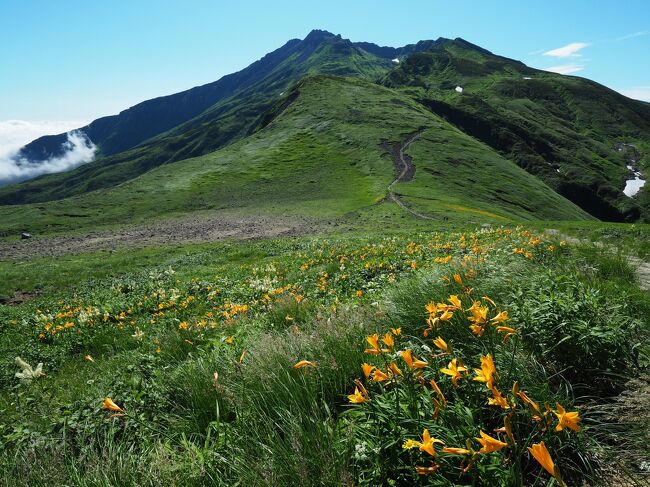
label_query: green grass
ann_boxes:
[1,226,648,485]
[0,76,590,239]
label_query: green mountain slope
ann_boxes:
[0,76,590,237]
[1,32,647,224]
[2,31,441,203]
[382,39,650,221]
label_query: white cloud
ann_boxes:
[543,42,589,58]
[617,31,648,41]
[619,87,650,102]
[0,120,96,186]
[0,120,84,160]
[543,64,585,75]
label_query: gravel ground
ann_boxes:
[0,214,323,260]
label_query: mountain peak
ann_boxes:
[303,29,338,43]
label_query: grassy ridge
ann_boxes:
[0,76,589,238]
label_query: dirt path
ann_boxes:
[0,214,322,260]
[384,131,436,220]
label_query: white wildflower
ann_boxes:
[15,357,45,384]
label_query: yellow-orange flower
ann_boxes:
[102,397,124,413]
[448,295,462,309]
[469,324,485,337]
[490,311,508,323]
[432,336,448,352]
[372,368,391,382]
[294,360,316,369]
[467,301,488,324]
[420,429,445,456]
[347,387,370,404]
[482,295,496,306]
[415,464,440,475]
[440,358,467,387]
[439,310,454,321]
[388,362,403,376]
[476,430,507,453]
[381,332,395,348]
[442,447,471,455]
[496,325,517,342]
[528,441,566,485]
[364,334,386,354]
[401,350,428,369]
[554,403,582,432]
[487,387,511,410]
[429,378,446,405]
[361,362,375,378]
[517,389,541,415]
[473,354,498,389]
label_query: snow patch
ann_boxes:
[391,58,399,63]
[623,164,646,197]
[455,86,463,93]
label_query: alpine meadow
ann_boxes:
[1,21,650,487]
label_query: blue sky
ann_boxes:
[1,0,649,124]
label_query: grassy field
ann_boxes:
[1,221,649,485]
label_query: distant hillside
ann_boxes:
[0,30,648,224]
[0,76,590,237]
[382,39,650,221]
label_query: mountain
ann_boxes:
[0,30,648,226]
[0,75,590,237]
[2,31,448,203]
[382,39,650,221]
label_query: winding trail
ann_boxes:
[385,131,436,220]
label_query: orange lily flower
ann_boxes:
[401,350,428,369]
[372,368,391,382]
[442,447,471,455]
[381,332,395,348]
[439,310,454,321]
[517,389,541,415]
[364,334,387,354]
[432,336,448,352]
[491,311,508,323]
[361,362,375,378]
[440,358,467,387]
[528,441,566,486]
[448,295,462,309]
[473,354,498,389]
[476,430,507,453]
[347,387,370,404]
[554,403,582,432]
[420,429,445,456]
[415,464,441,475]
[294,360,316,369]
[102,397,124,413]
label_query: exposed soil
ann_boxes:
[0,290,40,306]
[383,131,437,220]
[0,214,322,260]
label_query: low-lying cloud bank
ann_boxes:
[0,120,96,186]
